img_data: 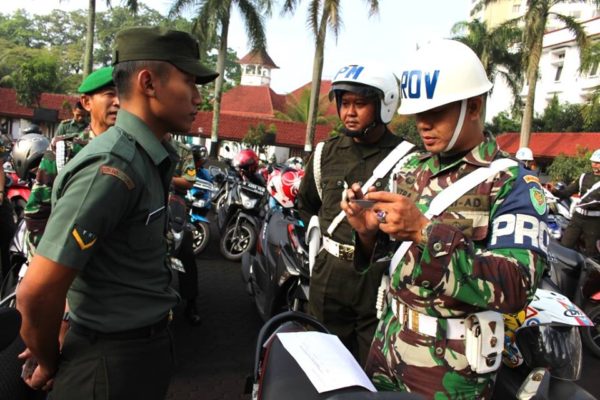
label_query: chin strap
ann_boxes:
[442,99,467,153]
[342,121,379,138]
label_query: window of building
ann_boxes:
[554,65,563,81]
[589,61,599,77]
[245,65,257,74]
[550,50,565,82]
[512,4,520,13]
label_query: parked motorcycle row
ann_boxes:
[2,146,600,400]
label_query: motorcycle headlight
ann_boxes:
[516,325,582,380]
[240,192,258,209]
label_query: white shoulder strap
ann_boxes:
[314,141,325,200]
[389,158,518,275]
[326,141,416,236]
[579,178,600,204]
[579,173,585,193]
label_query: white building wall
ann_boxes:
[487,17,600,122]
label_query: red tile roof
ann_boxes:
[496,132,600,157]
[221,85,287,118]
[238,49,279,69]
[0,87,78,120]
[191,111,332,148]
[288,80,338,117]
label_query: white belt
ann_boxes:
[390,298,465,340]
[321,236,354,261]
[575,208,600,217]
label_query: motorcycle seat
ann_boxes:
[548,240,585,269]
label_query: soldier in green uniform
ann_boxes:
[54,101,89,137]
[342,40,547,399]
[24,66,119,253]
[170,136,201,325]
[298,63,411,365]
[16,27,218,399]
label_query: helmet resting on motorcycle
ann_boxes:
[267,167,305,208]
[329,63,400,137]
[285,156,304,170]
[11,133,50,180]
[192,144,208,162]
[233,148,259,174]
[516,147,534,162]
[22,124,42,135]
[398,39,493,153]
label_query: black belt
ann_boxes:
[70,315,171,341]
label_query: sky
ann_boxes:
[0,0,471,94]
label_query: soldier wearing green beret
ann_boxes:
[17,27,218,399]
[24,66,119,253]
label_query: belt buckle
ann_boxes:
[339,245,354,261]
[410,309,420,333]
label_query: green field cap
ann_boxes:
[78,66,114,94]
[113,27,219,84]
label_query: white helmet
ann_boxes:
[516,147,534,162]
[329,63,400,124]
[398,40,492,153]
[590,149,600,162]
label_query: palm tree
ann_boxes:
[477,0,600,147]
[82,0,138,78]
[281,0,380,153]
[170,0,271,158]
[274,88,334,124]
[451,18,523,119]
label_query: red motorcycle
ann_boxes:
[4,166,31,222]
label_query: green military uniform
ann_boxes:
[358,136,547,399]
[24,66,114,253]
[24,127,95,250]
[54,117,88,138]
[553,172,600,257]
[40,110,180,400]
[298,130,403,365]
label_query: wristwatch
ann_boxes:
[419,221,434,247]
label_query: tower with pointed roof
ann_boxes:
[238,49,279,87]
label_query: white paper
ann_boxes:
[277,331,377,393]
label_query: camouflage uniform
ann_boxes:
[24,127,95,251]
[358,135,547,399]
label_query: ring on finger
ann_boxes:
[376,210,387,224]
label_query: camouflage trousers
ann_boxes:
[366,307,495,400]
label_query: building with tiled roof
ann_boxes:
[221,85,287,118]
[0,87,79,139]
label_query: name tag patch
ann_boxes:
[447,195,489,212]
[100,165,135,190]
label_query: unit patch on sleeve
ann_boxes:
[100,165,135,190]
[72,224,97,250]
[529,186,547,216]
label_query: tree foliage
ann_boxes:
[13,51,62,107]
[485,111,521,135]
[274,88,333,124]
[547,147,593,183]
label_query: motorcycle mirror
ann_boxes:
[516,368,550,400]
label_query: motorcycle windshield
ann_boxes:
[516,325,582,381]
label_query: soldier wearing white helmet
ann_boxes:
[516,146,537,170]
[298,63,413,365]
[342,40,547,398]
[550,149,600,257]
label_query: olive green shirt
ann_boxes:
[55,118,88,138]
[37,110,179,332]
[298,131,403,244]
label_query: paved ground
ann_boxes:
[165,220,600,400]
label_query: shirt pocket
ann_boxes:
[320,175,346,220]
[128,208,166,250]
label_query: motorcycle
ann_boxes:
[167,194,192,274]
[543,187,571,240]
[0,219,29,302]
[4,166,31,222]
[241,203,310,321]
[547,239,600,358]
[493,286,596,399]
[186,178,214,255]
[217,175,267,261]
